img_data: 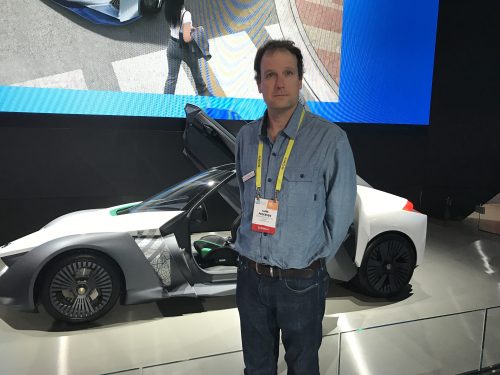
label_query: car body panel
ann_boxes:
[0,204,181,257]
[354,185,427,266]
[0,232,164,311]
[51,0,141,25]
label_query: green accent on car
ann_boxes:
[200,247,212,257]
[109,203,139,216]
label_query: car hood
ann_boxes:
[0,204,183,257]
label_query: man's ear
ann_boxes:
[299,78,303,90]
[257,79,262,93]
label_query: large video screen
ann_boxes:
[0,0,438,125]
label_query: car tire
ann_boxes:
[141,0,163,14]
[39,252,121,323]
[357,233,416,298]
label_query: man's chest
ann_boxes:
[239,135,327,202]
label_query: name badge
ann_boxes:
[242,170,255,182]
[251,198,279,234]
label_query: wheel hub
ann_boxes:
[48,259,115,320]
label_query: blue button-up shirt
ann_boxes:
[234,104,357,269]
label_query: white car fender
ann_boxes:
[353,186,427,266]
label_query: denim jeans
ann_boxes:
[164,38,208,95]
[236,258,330,375]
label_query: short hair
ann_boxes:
[254,40,304,82]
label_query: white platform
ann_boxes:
[0,218,499,374]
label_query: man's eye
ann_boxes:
[285,71,294,76]
[265,73,275,79]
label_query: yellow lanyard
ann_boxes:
[256,110,306,200]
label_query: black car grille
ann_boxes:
[111,0,120,9]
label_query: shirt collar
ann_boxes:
[258,103,305,140]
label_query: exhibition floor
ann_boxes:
[0,218,499,374]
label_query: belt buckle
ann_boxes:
[269,266,274,278]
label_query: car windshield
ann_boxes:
[129,167,235,213]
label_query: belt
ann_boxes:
[170,36,179,42]
[241,256,323,279]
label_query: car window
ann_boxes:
[129,168,234,213]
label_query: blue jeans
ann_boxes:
[164,38,208,95]
[236,258,330,375]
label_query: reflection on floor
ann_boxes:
[0,218,499,374]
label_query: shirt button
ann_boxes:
[263,233,268,237]
[263,256,268,260]
[300,174,304,178]
[267,178,272,182]
[272,152,277,156]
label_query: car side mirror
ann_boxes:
[191,203,208,223]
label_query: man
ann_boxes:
[234,39,357,374]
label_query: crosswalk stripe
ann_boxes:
[208,31,261,99]
[111,50,195,96]
[12,70,88,90]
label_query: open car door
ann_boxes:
[183,104,241,214]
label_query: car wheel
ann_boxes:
[141,0,163,13]
[40,252,121,323]
[357,234,416,298]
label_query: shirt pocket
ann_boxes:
[282,170,321,235]
[282,170,315,206]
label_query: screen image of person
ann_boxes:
[164,0,209,96]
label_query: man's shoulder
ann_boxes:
[305,111,347,140]
[237,119,261,140]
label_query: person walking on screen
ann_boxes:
[164,0,209,95]
[234,39,357,374]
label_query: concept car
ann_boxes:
[51,0,164,25]
[0,104,427,323]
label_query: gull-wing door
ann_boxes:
[183,103,241,213]
[183,104,237,170]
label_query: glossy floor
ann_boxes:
[0,218,499,375]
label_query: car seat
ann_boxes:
[193,214,240,268]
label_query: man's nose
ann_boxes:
[275,74,285,88]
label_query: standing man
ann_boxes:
[234,40,357,374]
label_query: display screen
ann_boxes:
[0,0,438,125]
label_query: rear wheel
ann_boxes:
[357,234,416,298]
[40,252,121,323]
[141,0,163,13]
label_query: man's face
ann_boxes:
[257,49,302,113]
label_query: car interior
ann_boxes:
[190,214,241,272]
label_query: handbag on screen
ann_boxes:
[179,11,211,61]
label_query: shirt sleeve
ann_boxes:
[182,10,192,26]
[324,132,357,259]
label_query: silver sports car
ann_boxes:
[51,0,164,25]
[0,104,427,324]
